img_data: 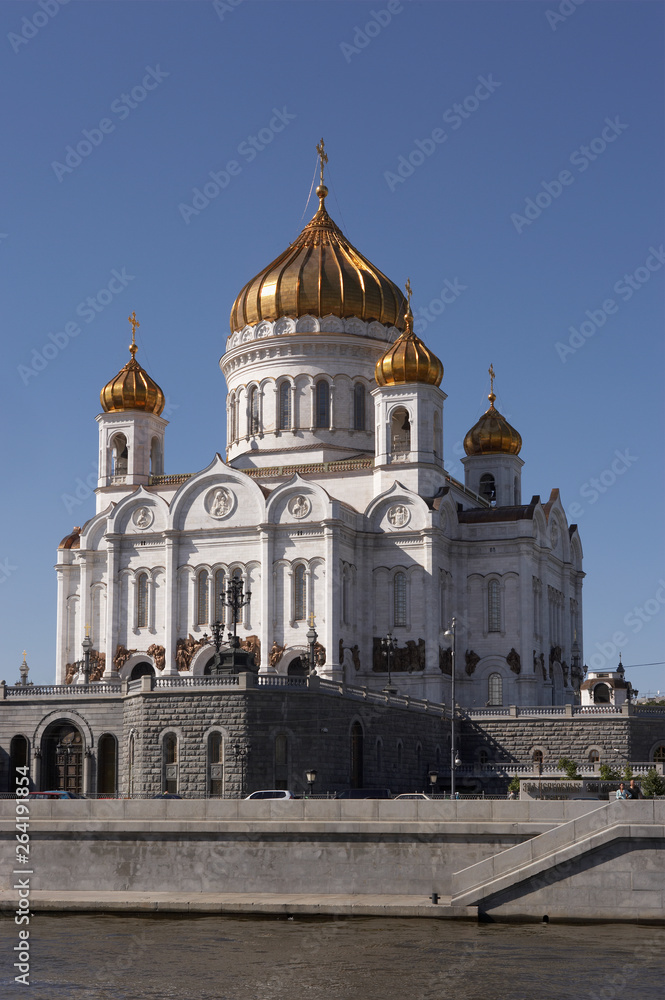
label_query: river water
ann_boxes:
[2,915,663,1000]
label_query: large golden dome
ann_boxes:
[230,184,407,332]
[375,305,443,387]
[100,313,165,416]
[464,367,521,456]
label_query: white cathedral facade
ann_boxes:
[55,169,585,708]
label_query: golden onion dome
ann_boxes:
[375,301,444,387]
[230,183,407,332]
[100,313,165,415]
[463,366,522,456]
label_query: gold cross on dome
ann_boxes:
[405,278,413,310]
[489,363,495,395]
[308,611,316,628]
[128,311,140,358]
[316,138,328,185]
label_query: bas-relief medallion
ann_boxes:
[387,504,410,528]
[206,487,235,519]
[132,506,153,530]
[288,495,310,519]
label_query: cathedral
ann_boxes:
[55,150,584,708]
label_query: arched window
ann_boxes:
[433,410,441,458]
[353,383,365,431]
[593,683,611,704]
[532,749,544,765]
[111,433,128,476]
[480,473,496,503]
[229,393,237,443]
[393,572,407,627]
[43,722,83,795]
[390,407,410,461]
[416,742,422,776]
[197,571,209,626]
[163,733,178,794]
[588,749,600,763]
[341,568,349,625]
[315,380,330,428]
[488,672,503,706]
[9,736,28,793]
[208,732,223,797]
[514,475,519,505]
[274,733,288,790]
[214,570,226,624]
[97,733,117,796]
[351,721,363,788]
[137,573,149,628]
[294,565,306,621]
[249,386,260,435]
[279,382,291,431]
[653,745,665,762]
[478,748,489,765]
[150,437,162,477]
[488,580,501,632]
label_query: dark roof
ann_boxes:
[457,497,539,524]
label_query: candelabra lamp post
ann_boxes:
[428,769,438,797]
[208,578,258,676]
[306,613,318,675]
[306,768,317,797]
[443,617,461,798]
[225,576,252,646]
[381,632,397,695]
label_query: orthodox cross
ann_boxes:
[316,138,328,186]
[489,362,495,395]
[308,611,316,628]
[128,311,140,358]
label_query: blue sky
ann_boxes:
[1,0,663,693]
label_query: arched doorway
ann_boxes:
[287,657,308,677]
[593,683,611,704]
[42,722,83,794]
[9,735,29,793]
[129,661,155,681]
[97,733,117,796]
[350,721,364,789]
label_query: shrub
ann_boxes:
[507,776,520,794]
[641,768,665,798]
[557,756,580,780]
[622,762,634,781]
[599,764,621,781]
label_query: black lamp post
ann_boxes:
[428,769,438,796]
[234,744,248,797]
[225,577,252,646]
[443,617,460,798]
[381,632,397,695]
[306,614,318,675]
[306,768,317,797]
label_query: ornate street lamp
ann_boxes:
[306,768,317,797]
[234,744,248,797]
[381,632,397,695]
[443,617,460,798]
[428,769,438,796]
[306,613,318,675]
[225,576,252,646]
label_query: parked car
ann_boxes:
[245,789,295,799]
[151,791,183,799]
[394,793,431,800]
[336,788,392,799]
[28,790,84,799]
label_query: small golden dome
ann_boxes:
[463,366,521,456]
[100,313,165,415]
[374,294,444,387]
[230,188,407,332]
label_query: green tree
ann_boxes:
[558,756,580,779]
[641,768,665,798]
[622,762,634,781]
[599,763,620,781]
[508,775,520,794]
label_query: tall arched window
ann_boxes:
[97,733,117,796]
[197,571,209,626]
[214,570,226,624]
[593,682,610,704]
[390,408,410,460]
[137,573,149,628]
[393,572,407,627]
[279,382,291,431]
[208,732,223,797]
[353,383,365,431]
[433,410,441,457]
[111,433,128,476]
[229,393,237,442]
[514,475,519,505]
[315,380,330,428]
[480,473,496,503]
[294,565,306,621]
[488,672,503,706]
[9,735,28,793]
[163,733,178,794]
[653,745,665,762]
[341,568,349,625]
[150,437,162,477]
[249,386,260,435]
[488,580,501,632]
[350,721,363,788]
